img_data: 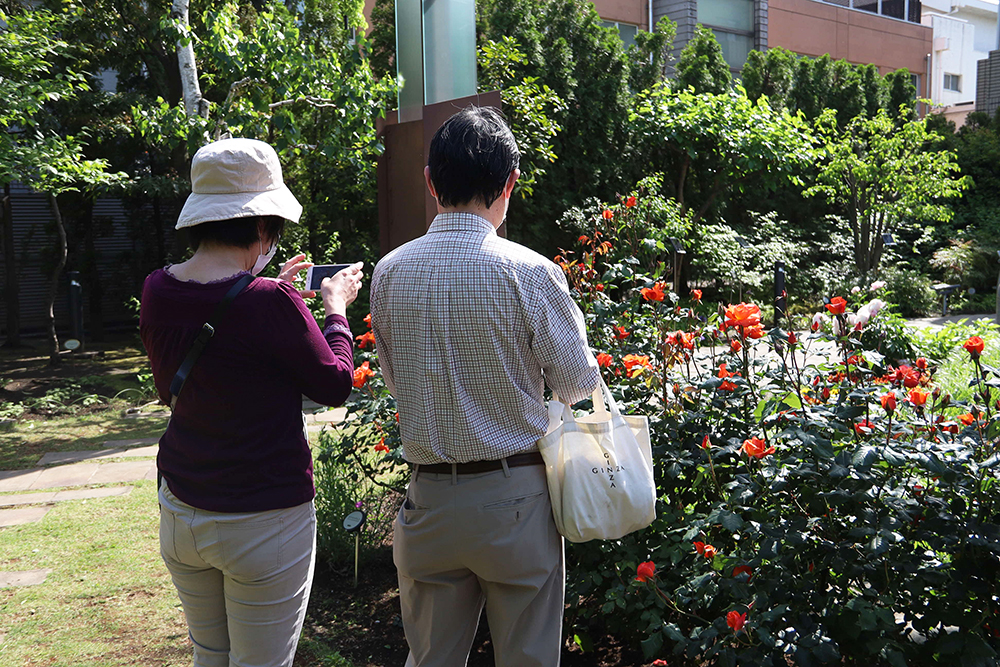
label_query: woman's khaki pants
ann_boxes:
[394,463,565,667]
[158,480,316,667]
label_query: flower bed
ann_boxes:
[324,197,1000,665]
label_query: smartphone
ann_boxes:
[306,264,352,292]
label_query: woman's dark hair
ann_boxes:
[185,215,286,251]
[427,106,520,209]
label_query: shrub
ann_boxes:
[338,190,1000,664]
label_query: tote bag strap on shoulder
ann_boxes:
[168,273,254,409]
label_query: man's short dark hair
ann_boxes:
[185,215,285,251]
[428,106,520,209]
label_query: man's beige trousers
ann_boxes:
[394,463,565,667]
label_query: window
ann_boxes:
[698,0,755,71]
[601,21,640,50]
[944,73,961,92]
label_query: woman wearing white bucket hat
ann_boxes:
[139,138,362,667]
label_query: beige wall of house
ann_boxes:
[769,0,932,78]
[592,0,652,30]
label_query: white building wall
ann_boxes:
[922,0,997,113]
[924,14,979,105]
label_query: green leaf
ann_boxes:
[640,631,663,658]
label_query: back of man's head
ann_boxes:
[428,106,520,209]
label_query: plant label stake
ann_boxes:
[343,510,366,587]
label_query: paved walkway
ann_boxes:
[0,405,348,589]
[0,436,163,588]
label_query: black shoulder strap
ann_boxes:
[169,273,254,408]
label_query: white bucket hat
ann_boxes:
[175,138,303,229]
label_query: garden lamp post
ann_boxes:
[774,261,786,326]
[668,237,686,297]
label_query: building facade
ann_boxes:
[920,0,997,126]
[590,0,932,85]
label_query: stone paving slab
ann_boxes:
[89,460,155,485]
[0,569,52,588]
[103,437,160,448]
[0,486,133,508]
[37,444,158,466]
[0,506,50,527]
[27,463,100,491]
[0,469,44,493]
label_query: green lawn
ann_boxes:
[0,413,356,666]
[0,412,170,471]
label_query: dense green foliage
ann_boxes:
[325,189,1000,665]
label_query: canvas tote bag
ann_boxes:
[537,378,655,543]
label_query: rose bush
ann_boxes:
[321,194,1000,665]
[559,198,1000,666]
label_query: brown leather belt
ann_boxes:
[415,451,544,475]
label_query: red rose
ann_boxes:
[374,438,389,453]
[625,196,637,208]
[701,434,711,450]
[693,541,706,555]
[732,565,753,579]
[880,392,896,413]
[613,326,630,340]
[596,352,613,368]
[635,561,656,582]
[825,296,847,315]
[915,357,927,370]
[602,208,614,220]
[691,289,702,301]
[364,313,372,329]
[964,336,985,358]
[787,331,797,345]
[727,611,747,633]
[703,545,717,559]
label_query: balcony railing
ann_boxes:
[817,0,922,23]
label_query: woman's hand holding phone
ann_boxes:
[277,254,316,298]
[321,262,364,318]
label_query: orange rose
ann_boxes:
[596,352,613,368]
[353,361,375,388]
[908,387,929,406]
[742,437,775,459]
[622,354,651,378]
[879,392,896,413]
[355,330,376,349]
[724,302,762,329]
[625,196,637,208]
[826,297,847,315]
[691,289,702,301]
[641,282,667,302]
[602,208,614,220]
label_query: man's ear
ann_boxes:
[424,166,438,200]
[505,169,521,199]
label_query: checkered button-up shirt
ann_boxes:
[371,212,600,465]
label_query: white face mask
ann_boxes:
[251,238,278,276]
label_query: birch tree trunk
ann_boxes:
[46,193,68,365]
[171,0,209,118]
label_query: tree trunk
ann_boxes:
[171,0,209,119]
[1,182,21,347]
[46,194,68,366]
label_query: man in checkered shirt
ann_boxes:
[371,106,600,667]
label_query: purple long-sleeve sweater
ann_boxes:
[140,269,354,512]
